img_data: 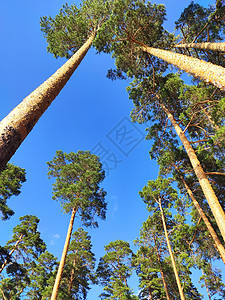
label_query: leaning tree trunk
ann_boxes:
[158,200,186,300]
[175,166,225,265]
[140,45,225,90]
[0,32,96,171]
[159,102,225,244]
[51,207,77,300]
[175,42,225,52]
[0,234,24,274]
[153,235,171,300]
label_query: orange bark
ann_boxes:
[175,42,225,52]
[0,33,95,170]
[141,46,225,90]
[159,102,225,244]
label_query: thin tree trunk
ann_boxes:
[159,102,225,244]
[0,234,24,274]
[175,166,225,264]
[154,236,171,300]
[140,45,225,90]
[148,287,153,300]
[51,207,77,300]
[201,269,212,300]
[68,258,76,294]
[158,200,186,300]
[0,287,7,300]
[0,32,96,171]
[175,42,225,52]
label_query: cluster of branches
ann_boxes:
[0,0,225,299]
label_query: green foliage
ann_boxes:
[47,150,107,227]
[25,251,57,299]
[0,163,26,220]
[62,228,96,299]
[94,0,175,78]
[97,240,136,299]
[40,0,114,58]
[0,215,46,299]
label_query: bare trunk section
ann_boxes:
[154,235,171,300]
[175,42,225,52]
[68,258,76,294]
[0,234,24,274]
[158,200,186,300]
[148,287,153,300]
[0,287,7,300]
[159,102,225,244]
[201,269,212,300]
[141,45,225,90]
[0,33,95,171]
[51,207,77,300]
[175,166,225,264]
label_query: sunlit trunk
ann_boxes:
[141,45,225,90]
[0,33,95,171]
[175,42,225,52]
[158,200,186,300]
[51,207,77,300]
[176,167,225,264]
[159,102,225,244]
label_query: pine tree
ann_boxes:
[97,240,138,300]
[47,150,106,300]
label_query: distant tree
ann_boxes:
[0,163,26,220]
[140,177,186,300]
[134,216,177,300]
[0,0,114,170]
[47,150,106,300]
[0,215,46,274]
[25,251,57,299]
[44,228,96,299]
[0,215,46,299]
[97,240,138,300]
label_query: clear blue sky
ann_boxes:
[1,0,223,298]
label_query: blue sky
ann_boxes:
[1,0,223,298]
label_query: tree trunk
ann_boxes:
[141,45,225,90]
[148,286,153,300]
[0,234,24,274]
[175,166,225,264]
[201,269,212,300]
[0,32,95,171]
[68,258,76,294]
[0,287,7,300]
[175,42,225,52]
[51,207,77,300]
[159,102,225,244]
[158,200,186,300]
[154,236,171,300]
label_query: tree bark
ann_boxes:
[0,234,24,274]
[154,235,171,300]
[175,42,225,52]
[68,258,76,294]
[141,45,225,90]
[176,167,225,264]
[158,200,186,300]
[51,207,77,300]
[0,32,95,171]
[159,102,225,244]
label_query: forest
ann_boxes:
[0,0,225,299]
